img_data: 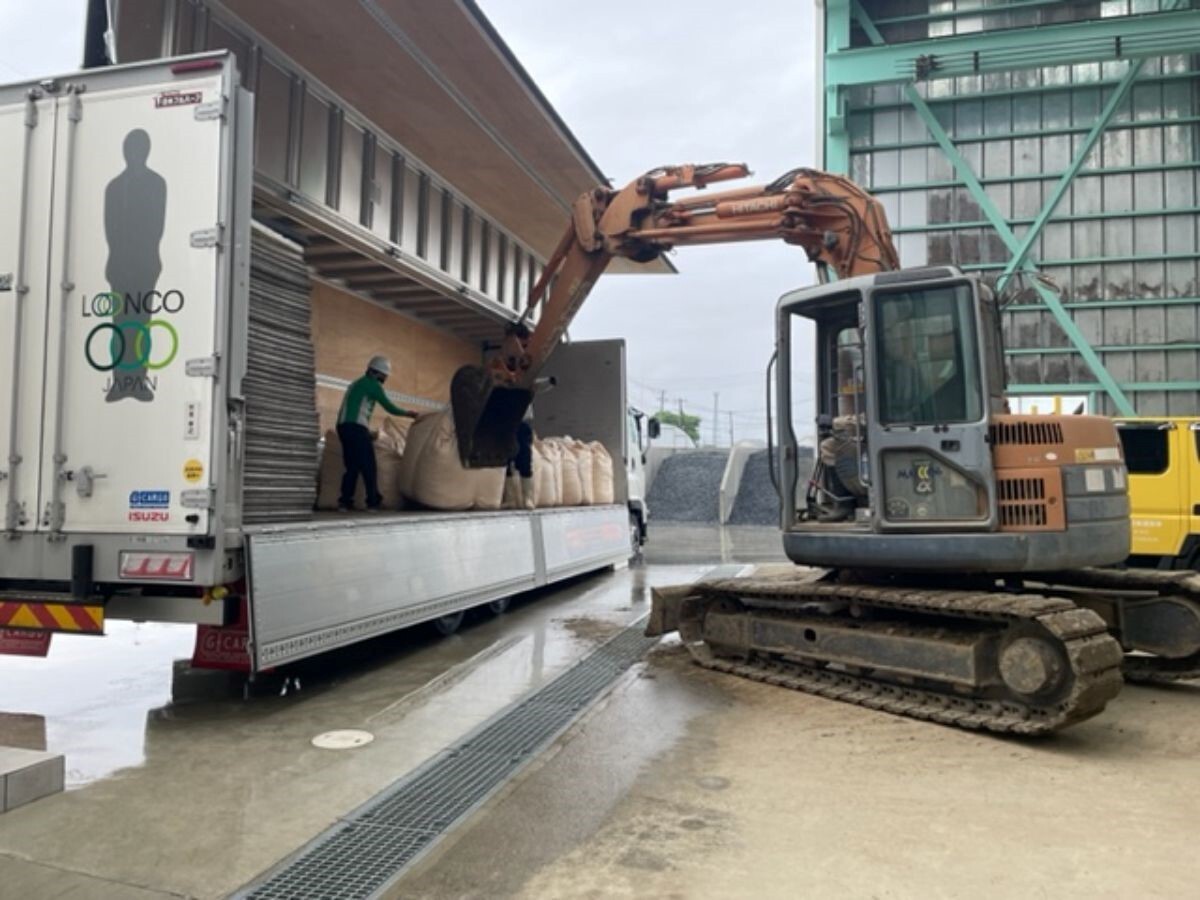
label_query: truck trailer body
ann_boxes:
[0,53,644,670]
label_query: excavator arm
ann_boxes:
[451,163,899,466]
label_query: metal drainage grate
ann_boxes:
[235,615,659,900]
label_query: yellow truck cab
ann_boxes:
[1115,418,1200,569]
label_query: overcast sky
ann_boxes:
[478,0,822,444]
[0,0,820,445]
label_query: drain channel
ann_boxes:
[234,615,659,900]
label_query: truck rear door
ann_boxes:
[34,58,239,538]
[0,86,56,532]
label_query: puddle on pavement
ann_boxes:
[643,524,788,565]
[0,621,194,787]
[0,554,727,793]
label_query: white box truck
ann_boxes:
[0,53,653,670]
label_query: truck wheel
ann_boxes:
[629,514,643,557]
[434,611,465,636]
[487,598,511,615]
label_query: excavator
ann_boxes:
[451,163,1200,735]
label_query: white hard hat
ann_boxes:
[367,355,392,376]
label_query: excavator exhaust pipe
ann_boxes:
[450,364,532,468]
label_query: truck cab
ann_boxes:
[625,407,660,548]
[1116,418,1200,569]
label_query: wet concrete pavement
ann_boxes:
[399,648,1200,899]
[2,525,1199,898]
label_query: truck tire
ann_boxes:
[433,611,465,636]
[629,513,644,557]
[487,598,511,615]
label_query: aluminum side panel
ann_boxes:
[537,506,630,580]
[248,515,539,669]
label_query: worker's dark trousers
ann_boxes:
[337,422,382,509]
[509,421,534,478]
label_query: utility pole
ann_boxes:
[659,389,666,412]
[728,411,735,446]
[712,392,719,447]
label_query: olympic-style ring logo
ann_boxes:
[84,319,179,372]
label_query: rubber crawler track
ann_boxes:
[682,576,1124,735]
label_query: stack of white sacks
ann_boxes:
[316,410,615,512]
[526,437,615,508]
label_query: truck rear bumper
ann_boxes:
[0,595,105,634]
[1,531,232,585]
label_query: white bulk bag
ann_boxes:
[589,441,615,505]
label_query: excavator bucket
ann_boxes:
[450,364,533,468]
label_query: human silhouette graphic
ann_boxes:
[104,128,166,403]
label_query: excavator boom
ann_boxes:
[452,163,900,466]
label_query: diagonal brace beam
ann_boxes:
[997,0,1186,292]
[850,1,1136,416]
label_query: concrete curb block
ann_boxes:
[0,746,64,813]
[718,442,764,524]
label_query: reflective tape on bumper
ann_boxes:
[0,601,104,634]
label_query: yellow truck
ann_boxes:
[1115,418,1200,569]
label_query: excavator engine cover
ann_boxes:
[450,365,532,467]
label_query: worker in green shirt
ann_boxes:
[336,355,416,511]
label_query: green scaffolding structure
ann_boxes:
[820,0,1200,416]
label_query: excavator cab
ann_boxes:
[776,266,1131,572]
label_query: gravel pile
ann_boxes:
[729,448,814,526]
[646,450,729,522]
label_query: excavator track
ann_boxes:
[677,576,1124,735]
[1040,568,1200,684]
[1121,653,1200,684]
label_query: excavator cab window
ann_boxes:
[873,284,983,427]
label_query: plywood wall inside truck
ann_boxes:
[310,281,477,433]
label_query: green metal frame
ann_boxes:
[891,207,1200,236]
[857,116,1200,156]
[869,161,1200,194]
[1007,382,1200,394]
[1006,297,1200,312]
[995,1,1190,292]
[827,7,1200,87]
[1007,343,1200,355]
[841,1,1141,415]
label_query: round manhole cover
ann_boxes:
[312,729,375,750]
